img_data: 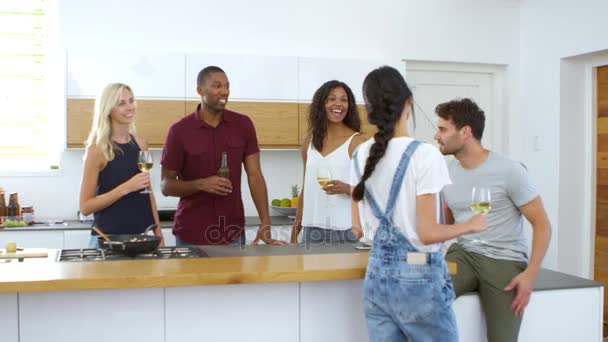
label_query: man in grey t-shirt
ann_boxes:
[434,98,552,342]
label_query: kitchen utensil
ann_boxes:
[92,226,111,241]
[98,224,160,256]
[0,248,48,259]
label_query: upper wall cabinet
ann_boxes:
[67,51,185,98]
[297,58,403,103]
[185,54,298,101]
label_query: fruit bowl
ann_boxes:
[270,206,297,216]
[0,216,27,228]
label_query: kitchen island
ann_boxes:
[0,244,603,342]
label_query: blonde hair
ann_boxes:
[85,83,137,161]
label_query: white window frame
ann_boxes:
[0,0,65,176]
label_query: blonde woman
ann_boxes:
[79,83,163,248]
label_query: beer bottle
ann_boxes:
[0,191,7,217]
[218,151,229,178]
[7,192,20,217]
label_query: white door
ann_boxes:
[405,61,505,154]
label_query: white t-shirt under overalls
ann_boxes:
[350,137,451,252]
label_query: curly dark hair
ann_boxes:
[308,80,361,151]
[352,66,413,202]
[435,98,485,140]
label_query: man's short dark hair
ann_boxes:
[435,98,485,140]
[197,66,225,87]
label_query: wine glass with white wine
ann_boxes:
[317,167,333,208]
[470,186,491,215]
[137,150,153,194]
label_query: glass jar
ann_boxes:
[21,205,34,224]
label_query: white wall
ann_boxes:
[3,1,521,224]
[520,0,608,274]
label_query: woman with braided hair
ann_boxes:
[350,66,486,341]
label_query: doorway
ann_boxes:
[405,60,506,154]
[595,65,608,337]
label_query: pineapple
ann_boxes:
[290,184,299,208]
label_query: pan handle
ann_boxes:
[103,240,125,250]
[142,224,158,236]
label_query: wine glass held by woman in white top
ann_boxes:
[290,80,367,245]
[79,83,164,248]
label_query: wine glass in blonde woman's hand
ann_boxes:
[138,150,153,194]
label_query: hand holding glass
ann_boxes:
[470,187,491,215]
[138,151,153,194]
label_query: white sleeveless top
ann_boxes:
[301,133,358,231]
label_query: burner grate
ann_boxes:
[58,247,207,262]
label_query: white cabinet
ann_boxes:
[185,53,299,101]
[19,288,164,342]
[63,230,93,249]
[0,230,63,249]
[166,283,299,342]
[301,280,367,342]
[67,50,185,98]
[0,294,18,342]
[297,57,403,103]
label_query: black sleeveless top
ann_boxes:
[92,137,154,235]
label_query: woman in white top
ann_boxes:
[351,66,486,341]
[290,80,367,244]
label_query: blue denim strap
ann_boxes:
[353,140,422,227]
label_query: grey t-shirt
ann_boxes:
[442,152,538,262]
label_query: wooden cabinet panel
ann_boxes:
[598,152,608,169]
[135,100,186,147]
[186,100,299,147]
[599,118,608,134]
[67,98,186,148]
[598,169,608,186]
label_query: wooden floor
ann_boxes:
[594,235,608,336]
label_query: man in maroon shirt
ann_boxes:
[161,66,286,245]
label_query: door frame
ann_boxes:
[559,50,608,278]
[403,60,508,155]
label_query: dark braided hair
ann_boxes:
[309,80,360,151]
[352,66,413,201]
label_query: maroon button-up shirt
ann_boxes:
[161,105,260,244]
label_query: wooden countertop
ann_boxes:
[0,246,458,293]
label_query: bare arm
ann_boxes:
[504,196,552,315]
[291,136,310,243]
[519,196,551,274]
[245,153,286,245]
[79,145,150,216]
[417,193,486,245]
[161,167,232,198]
[148,192,164,245]
[351,198,363,239]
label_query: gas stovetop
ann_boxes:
[58,247,207,262]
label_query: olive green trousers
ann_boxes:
[445,243,528,342]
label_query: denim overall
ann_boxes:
[354,140,458,342]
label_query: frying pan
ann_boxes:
[97,224,161,257]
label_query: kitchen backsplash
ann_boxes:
[0,149,303,220]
